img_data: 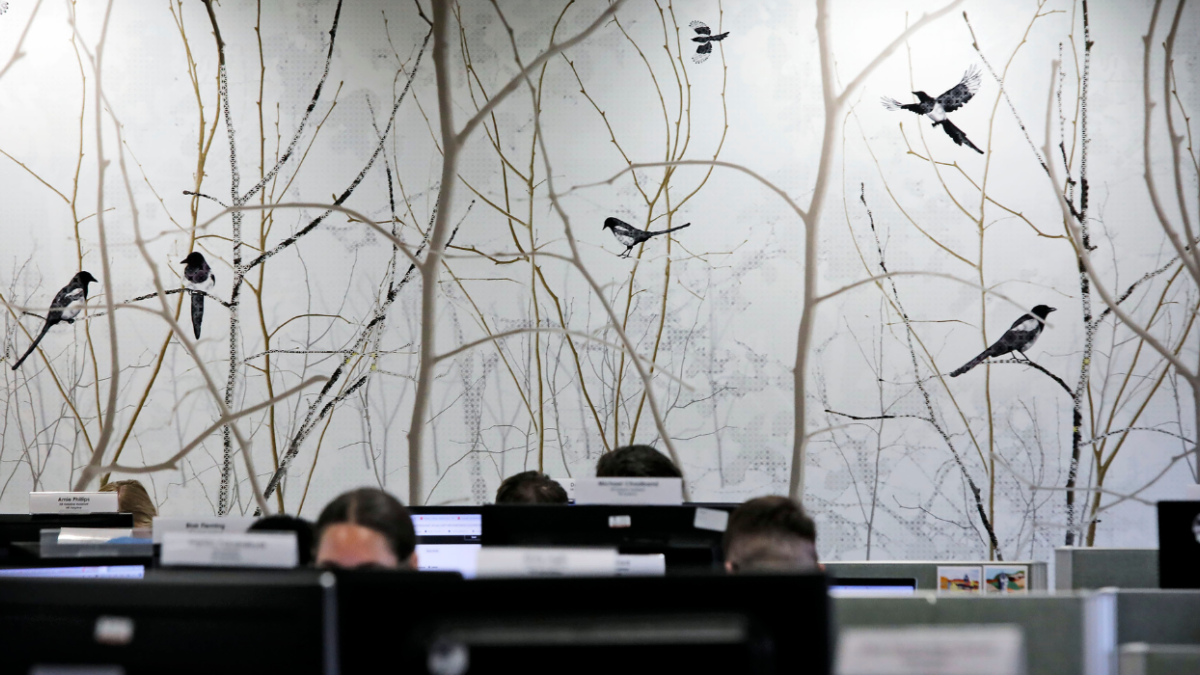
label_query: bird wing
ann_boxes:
[936,65,981,112]
[689,20,710,35]
[693,42,712,63]
[881,96,904,111]
[1008,314,1040,333]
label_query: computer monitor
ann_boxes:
[0,564,145,579]
[0,569,335,674]
[409,506,483,579]
[829,577,918,596]
[335,570,830,675]
[1158,500,1200,588]
[481,505,726,572]
[0,514,134,558]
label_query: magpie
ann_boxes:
[689,20,729,64]
[181,251,215,339]
[949,304,1056,377]
[882,66,984,154]
[11,271,98,370]
[603,217,691,258]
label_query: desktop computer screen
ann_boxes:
[411,510,482,579]
[829,577,918,597]
[0,565,145,579]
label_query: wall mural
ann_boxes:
[0,0,1196,563]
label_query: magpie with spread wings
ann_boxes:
[689,20,729,64]
[11,271,98,370]
[882,66,984,154]
[949,305,1056,377]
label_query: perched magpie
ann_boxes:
[882,66,984,154]
[11,271,98,371]
[180,251,215,339]
[949,304,1056,377]
[689,20,729,64]
[603,217,691,258]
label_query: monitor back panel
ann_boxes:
[1158,501,1200,589]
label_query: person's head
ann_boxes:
[315,488,417,570]
[249,514,316,566]
[595,445,682,478]
[723,496,818,573]
[98,479,156,529]
[495,471,569,504]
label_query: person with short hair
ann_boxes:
[250,514,316,566]
[314,488,417,570]
[595,444,681,478]
[722,496,819,573]
[98,479,157,529]
[495,471,569,504]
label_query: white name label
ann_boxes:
[475,547,618,578]
[152,516,256,544]
[159,532,298,569]
[573,478,683,505]
[616,554,666,577]
[29,492,119,514]
[693,507,729,532]
[837,625,1025,675]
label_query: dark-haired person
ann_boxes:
[315,488,417,569]
[495,471,569,504]
[595,444,682,478]
[722,495,819,573]
[250,514,316,566]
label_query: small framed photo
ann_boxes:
[937,566,982,593]
[983,565,1029,593]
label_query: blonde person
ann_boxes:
[98,479,157,529]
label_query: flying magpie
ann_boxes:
[603,217,691,258]
[11,271,98,370]
[949,304,1056,377]
[689,20,729,64]
[882,66,984,154]
[181,251,215,339]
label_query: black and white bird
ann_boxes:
[11,271,98,370]
[603,217,691,258]
[882,66,984,154]
[689,20,729,64]
[181,251,215,339]
[949,304,1056,377]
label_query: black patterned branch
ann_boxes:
[987,357,1072,395]
[243,30,431,272]
[261,203,469,502]
[182,190,228,208]
[859,183,1003,559]
[126,288,232,309]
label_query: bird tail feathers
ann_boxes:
[190,291,205,340]
[949,350,989,377]
[941,119,984,154]
[649,222,691,236]
[11,321,54,371]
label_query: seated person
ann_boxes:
[495,471,569,504]
[595,444,681,478]
[723,496,819,573]
[98,479,157,529]
[250,514,316,566]
[315,487,417,570]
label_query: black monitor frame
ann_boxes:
[1158,500,1200,589]
[481,504,728,572]
[335,570,830,675]
[0,569,335,674]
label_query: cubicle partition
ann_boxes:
[834,592,1114,675]
[1055,548,1159,590]
[824,559,1050,591]
[1118,644,1200,675]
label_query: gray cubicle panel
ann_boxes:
[835,592,1114,675]
[1103,589,1200,646]
[1056,548,1159,590]
[1118,644,1200,675]
[824,560,1049,591]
